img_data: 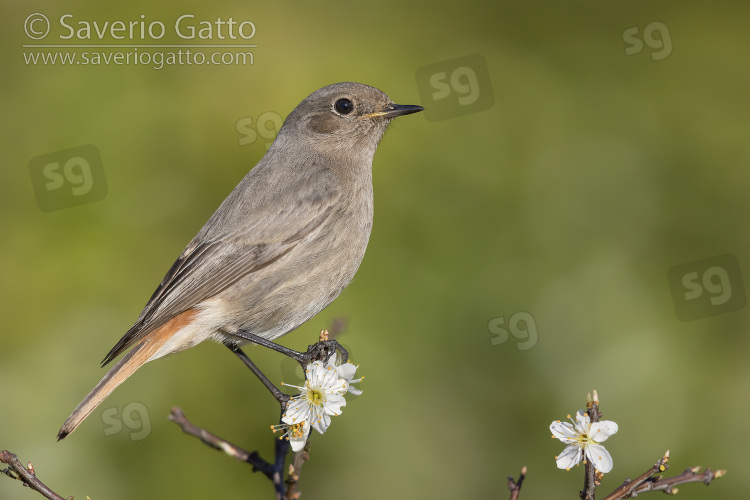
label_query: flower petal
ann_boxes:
[282,400,309,425]
[328,378,349,395]
[308,362,327,387]
[322,365,340,387]
[337,362,357,380]
[312,412,331,434]
[586,444,613,473]
[550,421,576,442]
[555,444,582,470]
[574,410,590,433]
[323,400,346,416]
[590,420,618,443]
[327,351,343,367]
[289,422,311,452]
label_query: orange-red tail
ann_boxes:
[57,309,196,440]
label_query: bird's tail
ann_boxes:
[57,309,196,440]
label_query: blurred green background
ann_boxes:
[2,1,749,499]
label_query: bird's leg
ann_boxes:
[232,329,348,368]
[227,345,289,405]
[231,330,305,359]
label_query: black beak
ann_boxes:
[369,104,424,118]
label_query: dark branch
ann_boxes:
[602,449,725,500]
[284,442,311,500]
[1,450,68,500]
[602,450,669,500]
[168,407,275,480]
[581,393,601,500]
[272,418,291,500]
[630,466,726,496]
[507,465,527,500]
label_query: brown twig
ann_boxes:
[168,407,276,480]
[284,443,311,500]
[507,465,527,500]
[603,451,726,500]
[1,450,69,500]
[581,392,601,500]
[632,466,725,495]
[601,450,670,500]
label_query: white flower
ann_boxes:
[271,421,310,452]
[327,352,364,395]
[282,361,348,435]
[271,356,363,451]
[550,409,618,473]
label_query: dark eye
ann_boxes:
[334,98,354,115]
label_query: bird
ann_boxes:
[57,82,423,439]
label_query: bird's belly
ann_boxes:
[218,213,371,342]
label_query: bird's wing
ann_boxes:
[102,169,340,365]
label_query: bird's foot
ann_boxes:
[296,339,348,369]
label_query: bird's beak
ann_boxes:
[364,104,424,119]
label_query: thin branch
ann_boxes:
[285,442,311,500]
[603,449,725,500]
[631,466,726,495]
[602,450,670,500]
[270,422,292,500]
[507,465,527,500]
[581,392,600,500]
[169,406,295,499]
[168,407,275,480]
[1,450,68,500]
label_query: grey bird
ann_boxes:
[57,82,423,439]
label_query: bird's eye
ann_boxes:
[334,98,354,115]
